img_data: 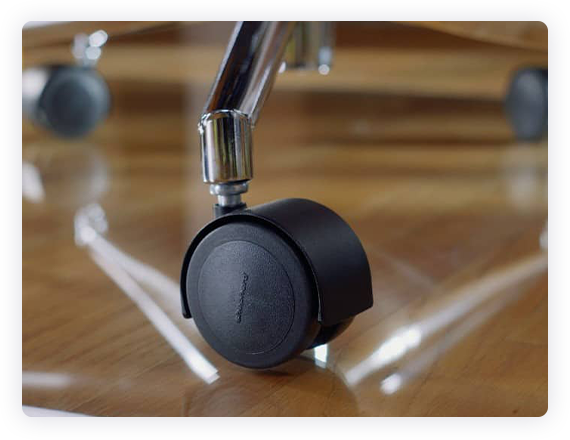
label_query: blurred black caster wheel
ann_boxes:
[180,198,373,369]
[23,65,110,138]
[504,67,548,142]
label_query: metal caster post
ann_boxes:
[504,67,548,142]
[181,22,373,369]
[22,30,111,138]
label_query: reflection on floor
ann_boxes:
[23,48,547,414]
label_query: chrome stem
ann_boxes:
[283,22,335,74]
[199,21,296,209]
[199,22,335,212]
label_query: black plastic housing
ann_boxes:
[32,65,110,138]
[180,198,373,368]
[505,67,548,141]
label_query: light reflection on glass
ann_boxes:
[22,142,108,208]
[502,143,547,212]
[344,252,547,388]
[75,205,180,301]
[378,287,519,395]
[74,204,219,384]
[380,373,402,395]
[22,371,74,389]
[345,325,421,385]
[313,344,328,368]
[22,161,45,203]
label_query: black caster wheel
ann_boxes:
[180,198,373,369]
[504,67,548,142]
[22,65,110,138]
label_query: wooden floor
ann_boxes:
[22,22,547,416]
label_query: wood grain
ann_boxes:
[404,21,547,52]
[23,22,547,101]
[22,23,547,417]
[23,21,548,52]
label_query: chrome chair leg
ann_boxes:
[198,21,335,216]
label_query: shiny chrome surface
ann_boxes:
[201,21,296,126]
[72,30,108,67]
[22,29,108,123]
[200,21,296,206]
[199,110,253,184]
[22,22,548,416]
[209,181,249,207]
[283,22,335,74]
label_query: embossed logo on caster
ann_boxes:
[180,198,373,369]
